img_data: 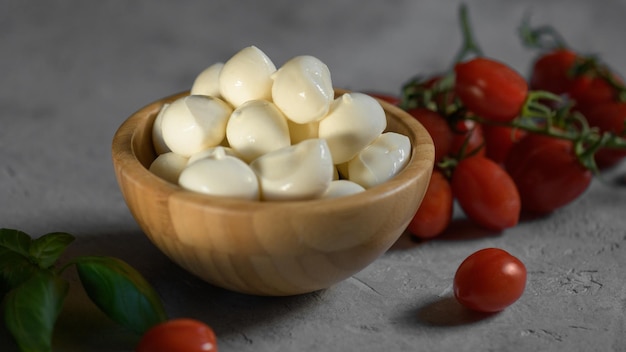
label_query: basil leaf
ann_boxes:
[75,256,167,334]
[0,250,39,299]
[0,228,32,258]
[29,232,75,269]
[3,270,69,352]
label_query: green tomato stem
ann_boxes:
[518,13,569,50]
[452,4,484,64]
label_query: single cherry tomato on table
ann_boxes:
[454,248,527,313]
[529,49,578,94]
[406,108,454,162]
[407,169,453,240]
[451,155,520,231]
[582,101,626,169]
[454,57,529,123]
[505,133,592,214]
[136,318,218,352]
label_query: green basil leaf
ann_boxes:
[0,228,32,258]
[0,250,39,299]
[29,232,75,269]
[75,256,167,334]
[3,270,69,352]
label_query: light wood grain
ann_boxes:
[111,90,434,296]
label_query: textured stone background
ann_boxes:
[1,1,626,351]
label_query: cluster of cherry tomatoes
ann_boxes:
[372,14,626,242]
[369,9,626,315]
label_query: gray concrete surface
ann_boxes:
[2,1,626,351]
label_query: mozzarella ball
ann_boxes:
[348,132,411,188]
[161,95,232,157]
[178,148,259,200]
[191,62,224,97]
[149,152,188,184]
[271,55,334,124]
[187,146,241,166]
[152,103,171,155]
[319,180,365,199]
[318,92,387,164]
[219,46,276,107]
[226,100,291,163]
[250,139,333,201]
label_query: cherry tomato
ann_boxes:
[483,125,526,165]
[407,170,453,240]
[454,57,528,122]
[505,133,592,214]
[529,49,578,94]
[584,101,626,169]
[367,92,401,105]
[454,248,527,313]
[451,156,520,231]
[568,75,617,114]
[136,318,218,352]
[450,119,485,158]
[406,108,454,162]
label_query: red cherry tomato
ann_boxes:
[450,119,485,158]
[406,108,454,162]
[136,318,218,352]
[367,92,401,105]
[584,101,626,169]
[568,75,618,113]
[529,49,578,94]
[505,133,592,214]
[407,170,453,240]
[483,125,526,165]
[454,57,529,122]
[451,156,520,231]
[454,248,527,313]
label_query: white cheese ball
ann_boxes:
[250,139,333,201]
[187,146,241,166]
[161,95,232,157]
[319,180,365,199]
[191,62,224,97]
[271,55,334,124]
[149,152,189,184]
[178,147,259,200]
[152,103,171,155]
[348,132,411,189]
[318,92,387,164]
[226,100,291,163]
[219,46,276,107]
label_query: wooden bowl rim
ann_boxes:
[111,90,434,212]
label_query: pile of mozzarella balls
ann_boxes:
[150,46,411,201]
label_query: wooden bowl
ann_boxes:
[111,90,434,296]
